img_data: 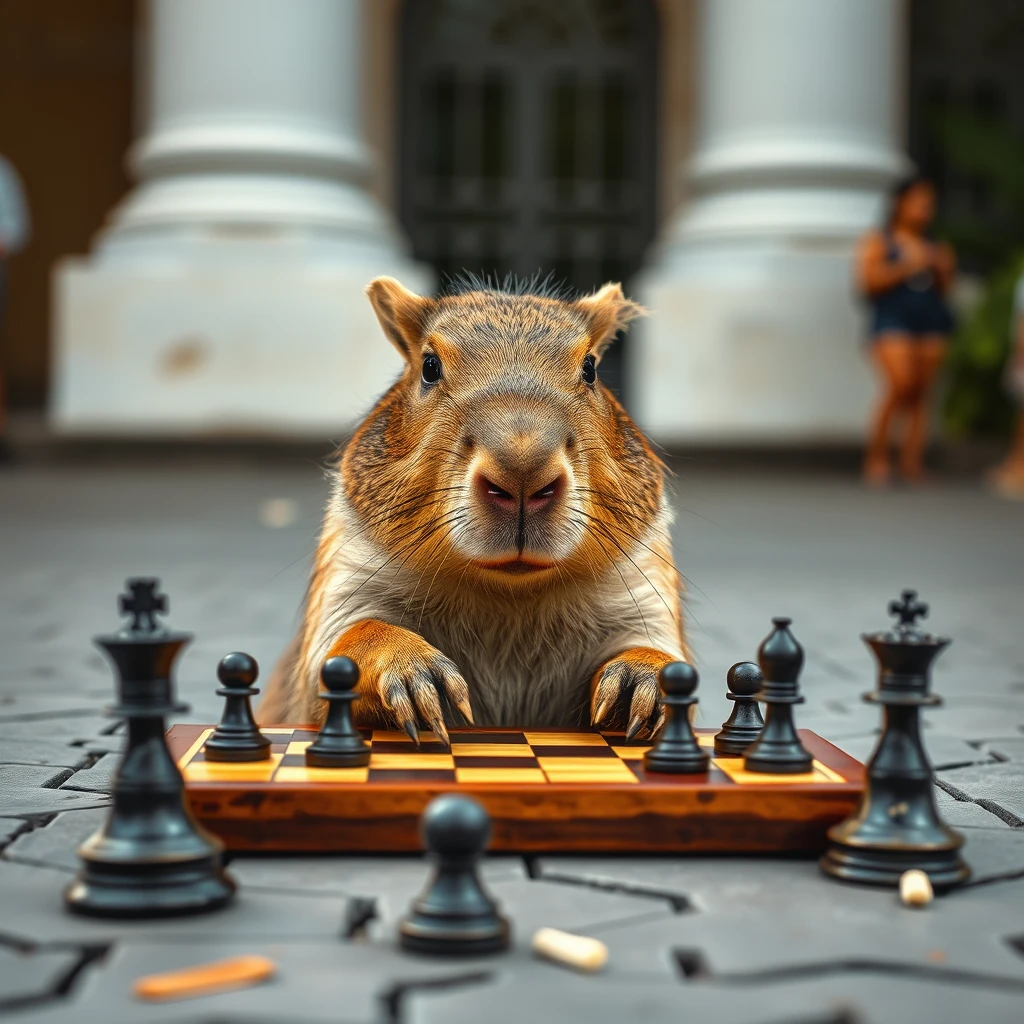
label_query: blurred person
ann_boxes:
[857,176,955,486]
[988,269,1024,499]
[0,154,31,456]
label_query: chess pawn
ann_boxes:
[643,662,710,774]
[399,795,510,955]
[743,618,813,774]
[714,662,765,757]
[820,591,970,889]
[65,578,235,918]
[204,652,272,762]
[305,657,371,768]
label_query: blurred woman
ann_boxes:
[857,176,955,485]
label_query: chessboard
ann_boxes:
[167,725,865,854]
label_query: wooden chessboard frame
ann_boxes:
[166,725,865,854]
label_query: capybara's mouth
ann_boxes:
[473,558,554,576]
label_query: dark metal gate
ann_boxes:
[398,0,659,395]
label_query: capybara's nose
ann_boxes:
[474,470,566,515]
[525,474,565,513]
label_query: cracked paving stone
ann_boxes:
[926,701,1024,743]
[984,738,1024,763]
[0,697,103,724]
[3,809,106,871]
[0,785,109,819]
[531,855,1024,939]
[959,827,1024,886]
[407,970,1024,1024]
[0,764,74,789]
[59,755,115,794]
[836,732,995,771]
[0,722,123,754]
[0,817,27,847]
[0,943,85,1015]
[5,940,512,1024]
[534,886,1024,1009]
[0,737,90,770]
[227,854,525,900]
[364,871,677,951]
[936,796,1011,829]
[0,860,358,945]
[938,764,1024,823]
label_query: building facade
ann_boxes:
[44,0,909,442]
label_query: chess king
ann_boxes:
[258,277,687,745]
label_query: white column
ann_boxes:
[633,0,908,444]
[52,0,426,435]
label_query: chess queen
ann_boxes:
[258,277,687,745]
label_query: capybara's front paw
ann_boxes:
[590,647,678,740]
[329,620,472,747]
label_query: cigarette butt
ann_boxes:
[899,869,934,907]
[532,927,608,973]
[133,955,276,1002]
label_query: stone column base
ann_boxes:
[632,252,875,445]
[52,258,427,436]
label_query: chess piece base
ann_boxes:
[713,725,762,758]
[65,855,235,918]
[819,840,970,890]
[305,745,371,768]
[204,734,272,762]
[743,747,813,774]
[643,747,709,774]
[399,910,510,956]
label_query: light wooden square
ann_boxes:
[450,743,535,758]
[183,753,282,783]
[525,732,609,746]
[713,758,843,785]
[371,730,440,744]
[538,757,638,783]
[455,767,547,784]
[274,765,369,784]
[369,753,455,770]
[610,746,648,760]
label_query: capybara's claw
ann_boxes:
[590,647,679,737]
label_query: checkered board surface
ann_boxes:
[168,725,863,853]
[177,727,849,786]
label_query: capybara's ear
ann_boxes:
[573,282,646,358]
[365,277,437,361]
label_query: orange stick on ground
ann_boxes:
[132,955,276,1002]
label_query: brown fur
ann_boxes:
[258,277,688,745]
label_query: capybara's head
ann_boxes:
[342,276,664,591]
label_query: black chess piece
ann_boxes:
[204,652,272,762]
[820,590,970,889]
[305,657,371,768]
[743,617,813,774]
[714,661,765,757]
[399,795,510,955]
[65,578,235,918]
[642,662,710,774]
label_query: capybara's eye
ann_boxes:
[422,353,443,385]
[581,354,597,386]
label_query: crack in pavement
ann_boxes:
[0,931,111,1014]
[342,896,378,940]
[935,778,1024,827]
[523,857,693,913]
[380,970,494,1024]
[673,947,1024,993]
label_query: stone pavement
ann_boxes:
[1,458,1022,1023]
